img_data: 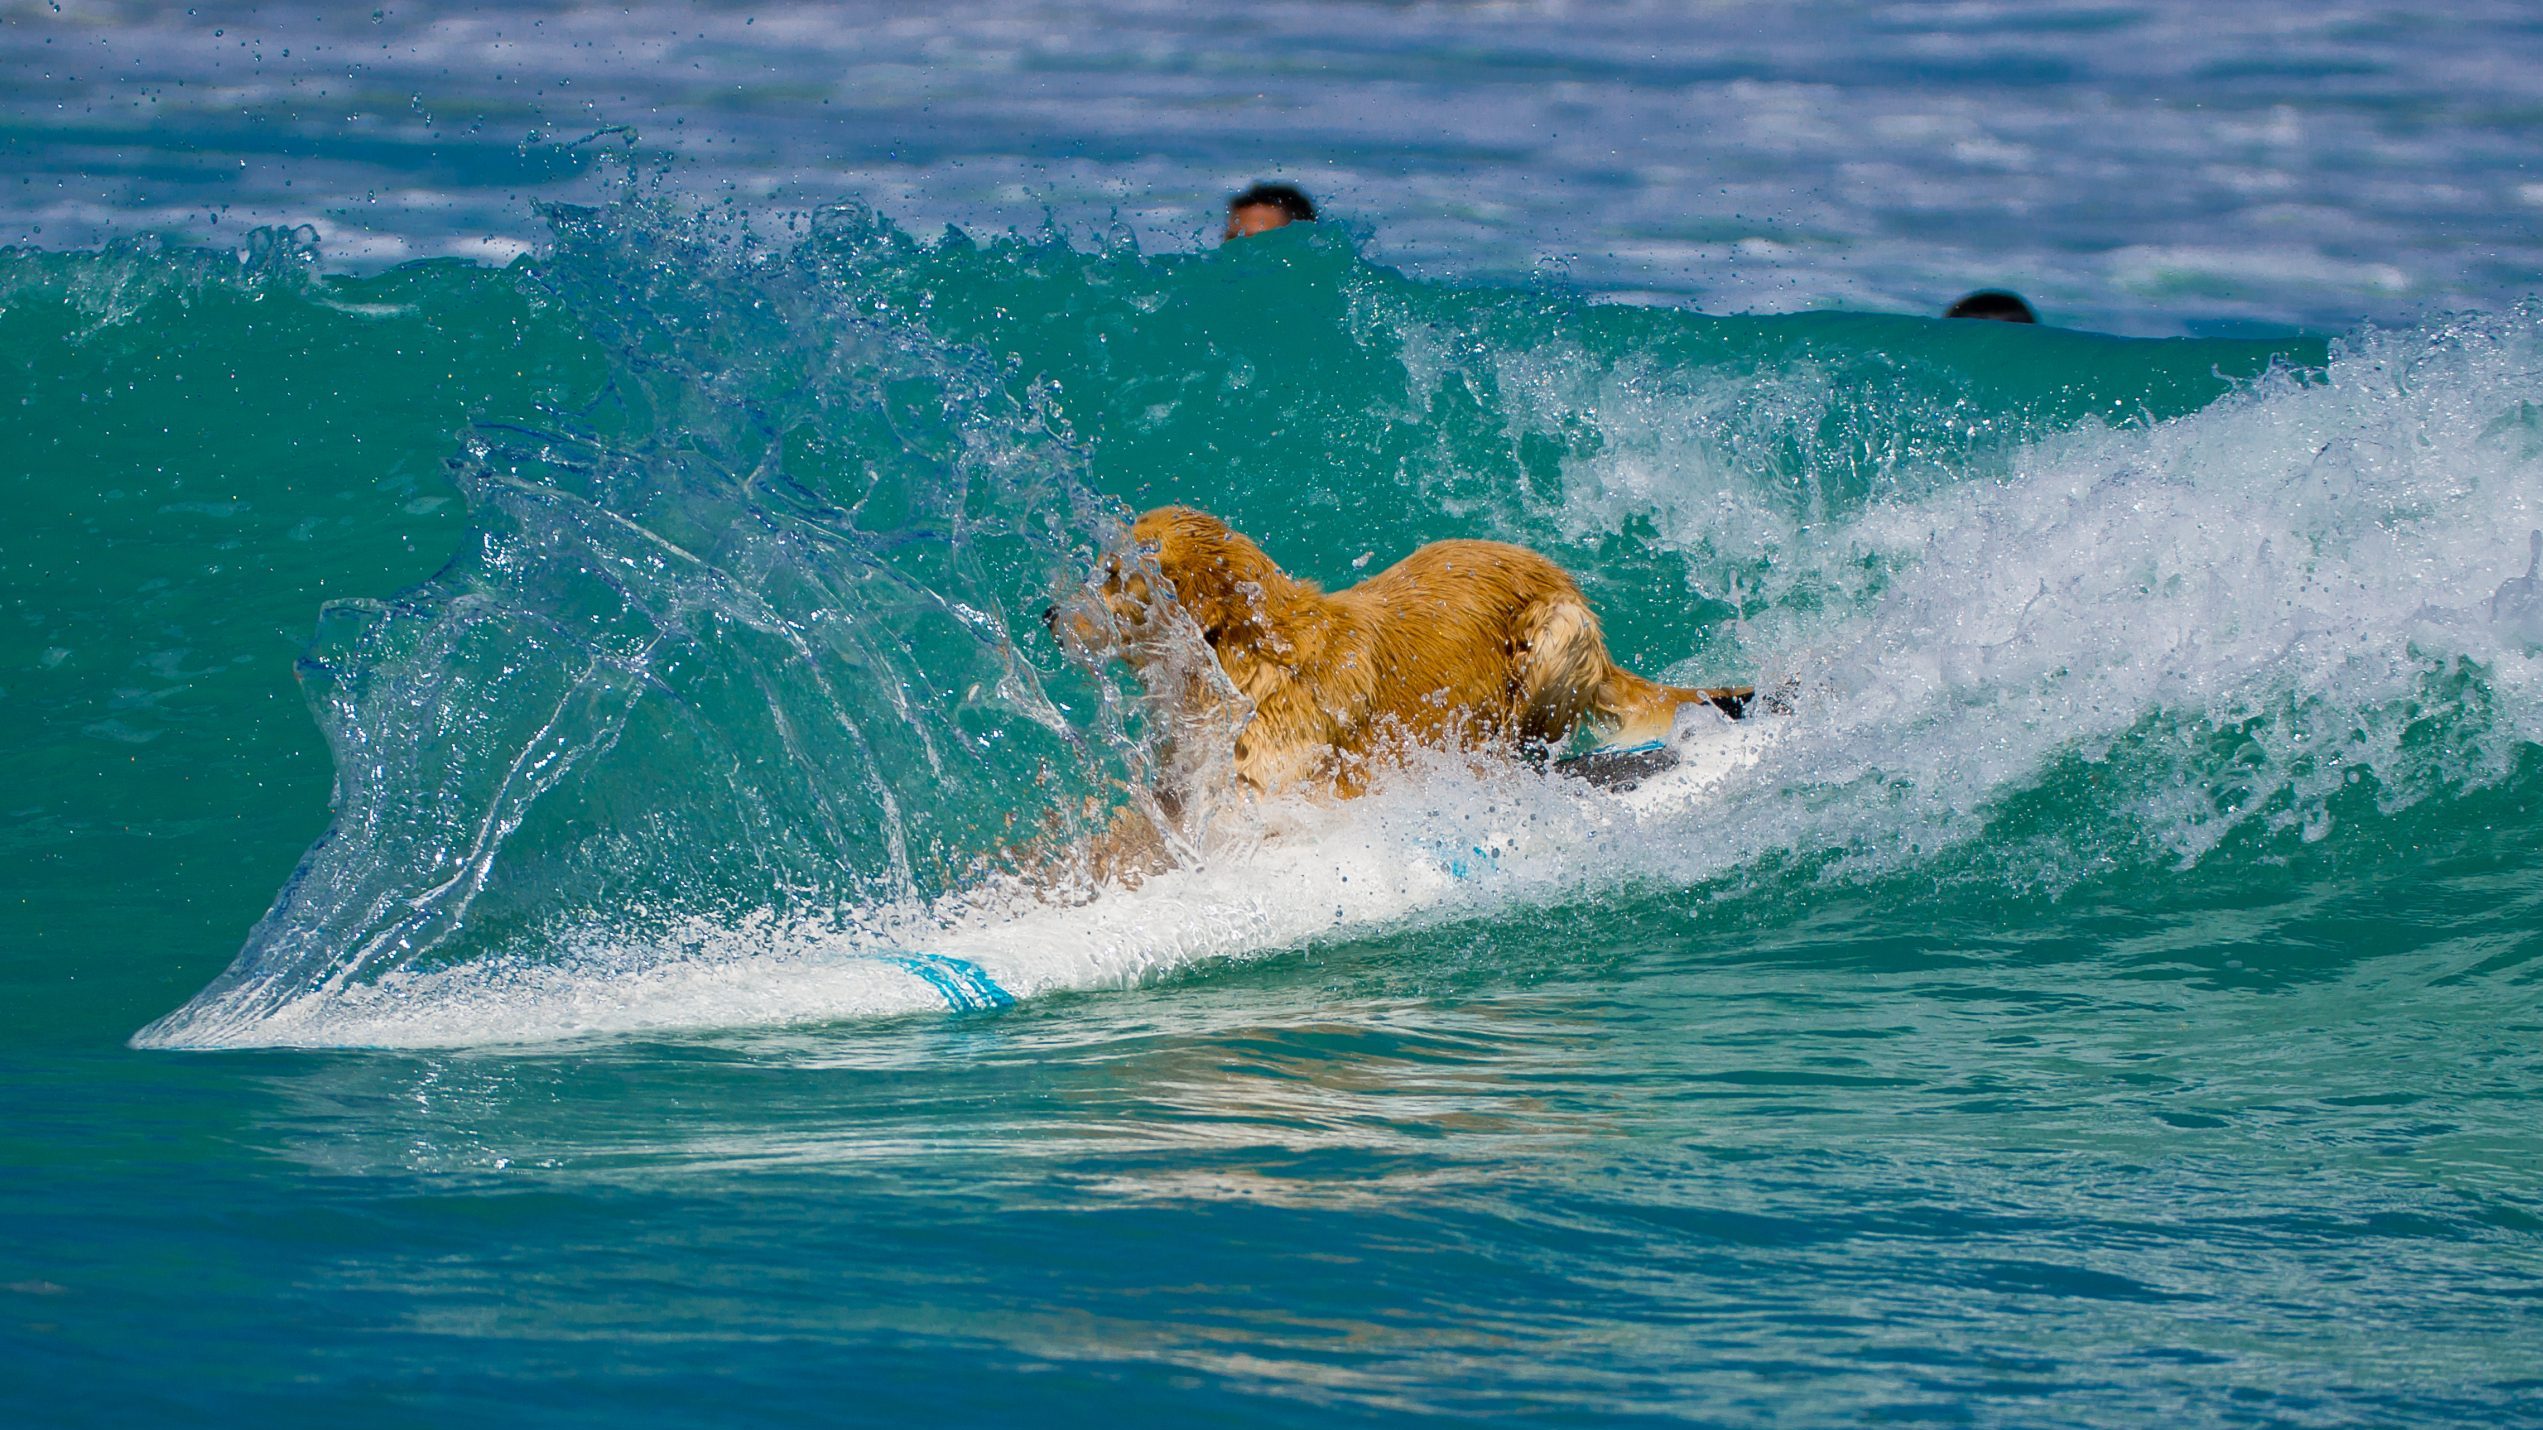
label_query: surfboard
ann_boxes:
[855,712,1780,1016]
[1553,739,1678,790]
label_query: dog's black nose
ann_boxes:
[1041,604,1059,630]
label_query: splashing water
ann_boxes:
[133,200,1159,1046]
[119,202,2543,1050]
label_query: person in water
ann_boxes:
[1223,182,1318,241]
[1945,290,2039,323]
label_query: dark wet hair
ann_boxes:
[1945,290,2039,323]
[1228,182,1318,223]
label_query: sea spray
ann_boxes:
[1708,308,2543,883]
[99,205,2543,1049]
[131,200,1161,1046]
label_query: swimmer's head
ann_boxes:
[1945,290,2040,323]
[1223,182,1318,242]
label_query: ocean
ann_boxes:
[5,2,2542,1424]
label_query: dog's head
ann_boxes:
[1043,507,1273,817]
[1046,506,1293,664]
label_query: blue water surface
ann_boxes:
[6,4,2543,1426]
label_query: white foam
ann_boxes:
[1642,312,2543,878]
[142,311,2543,1050]
[147,721,1779,1049]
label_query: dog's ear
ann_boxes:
[1155,541,1253,648]
[1134,507,1283,650]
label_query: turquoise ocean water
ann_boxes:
[7,3,2543,1424]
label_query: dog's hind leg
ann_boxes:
[1514,595,1747,750]
[1594,666,1756,746]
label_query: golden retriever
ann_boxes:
[1055,506,1752,806]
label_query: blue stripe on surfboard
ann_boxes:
[1589,739,1669,756]
[889,953,1016,1012]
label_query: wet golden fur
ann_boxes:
[1071,506,1751,801]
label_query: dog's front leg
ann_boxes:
[1072,800,1178,890]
